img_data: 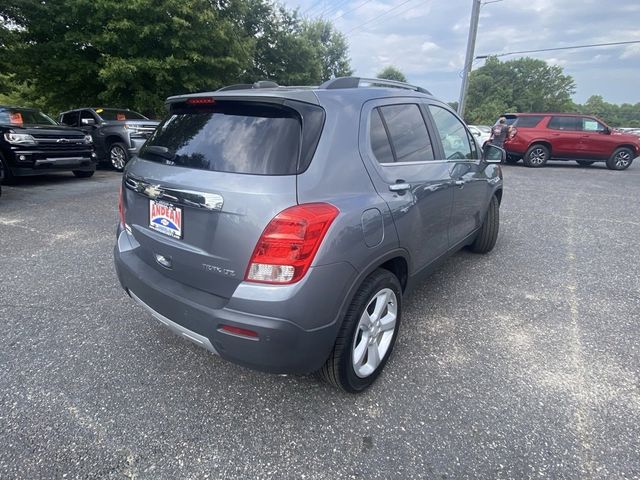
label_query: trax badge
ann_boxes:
[149,200,183,239]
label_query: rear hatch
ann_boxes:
[122,96,324,299]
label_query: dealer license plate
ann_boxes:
[149,200,183,239]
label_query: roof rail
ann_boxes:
[217,81,280,92]
[320,76,431,95]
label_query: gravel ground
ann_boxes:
[0,161,639,479]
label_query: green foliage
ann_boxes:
[577,95,640,128]
[376,66,407,83]
[0,0,352,117]
[465,56,576,124]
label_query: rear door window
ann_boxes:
[548,116,579,131]
[378,104,435,162]
[514,116,544,128]
[139,102,303,175]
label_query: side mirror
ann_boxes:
[81,118,96,126]
[483,143,506,163]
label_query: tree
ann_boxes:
[243,7,351,86]
[465,56,576,124]
[377,66,407,83]
[0,0,353,116]
[577,95,640,127]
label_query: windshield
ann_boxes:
[0,108,57,126]
[95,108,148,121]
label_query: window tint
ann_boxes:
[139,102,301,175]
[580,117,606,132]
[96,109,147,121]
[379,104,434,162]
[370,108,394,163]
[548,116,578,131]
[80,110,97,124]
[428,105,475,160]
[514,115,544,128]
[60,112,78,126]
[0,108,57,126]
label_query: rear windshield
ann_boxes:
[139,102,302,175]
[96,108,147,121]
[0,107,57,126]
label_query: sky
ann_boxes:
[284,0,640,104]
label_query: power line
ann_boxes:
[349,0,432,33]
[316,0,353,18]
[477,40,640,59]
[332,0,376,22]
[345,0,417,34]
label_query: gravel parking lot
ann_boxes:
[1,161,639,479]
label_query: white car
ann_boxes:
[468,125,491,146]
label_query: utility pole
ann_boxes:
[457,0,481,119]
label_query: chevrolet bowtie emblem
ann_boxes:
[144,185,163,199]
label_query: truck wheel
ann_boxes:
[109,142,129,171]
[606,147,634,170]
[319,269,402,393]
[576,160,594,167]
[0,154,16,185]
[73,170,95,178]
[470,195,499,254]
[523,144,549,168]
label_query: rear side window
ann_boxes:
[139,102,303,175]
[378,104,435,162]
[514,115,544,128]
[548,116,578,131]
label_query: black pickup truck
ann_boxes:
[0,106,96,183]
[59,108,159,171]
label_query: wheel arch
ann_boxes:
[527,140,552,154]
[105,135,126,149]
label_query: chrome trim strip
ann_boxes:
[34,157,89,165]
[129,290,218,355]
[125,174,224,211]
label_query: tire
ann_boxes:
[319,269,402,393]
[523,144,549,168]
[73,170,95,178]
[576,160,594,167]
[606,147,634,171]
[470,195,499,254]
[0,154,16,185]
[109,142,129,171]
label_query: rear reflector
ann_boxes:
[118,185,125,226]
[186,97,215,105]
[245,203,339,284]
[220,325,259,338]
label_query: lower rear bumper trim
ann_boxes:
[129,290,219,355]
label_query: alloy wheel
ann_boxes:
[352,288,397,378]
[529,148,547,165]
[614,150,631,169]
[110,145,127,170]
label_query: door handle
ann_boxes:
[389,182,411,193]
[454,180,465,188]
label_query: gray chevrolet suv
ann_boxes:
[114,77,504,392]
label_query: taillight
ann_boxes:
[118,186,125,226]
[509,127,517,139]
[245,203,339,284]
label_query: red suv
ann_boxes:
[502,113,639,170]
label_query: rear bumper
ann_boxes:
[113,228,357,374]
